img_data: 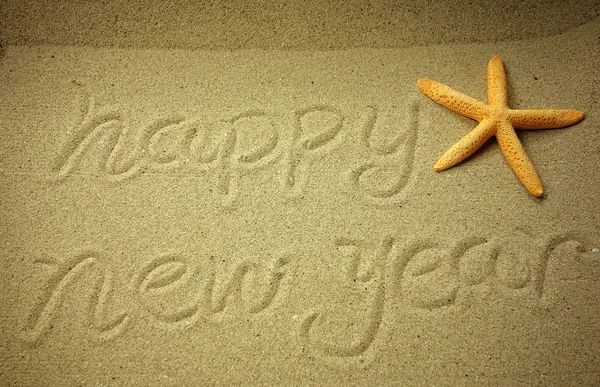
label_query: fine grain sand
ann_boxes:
[1,1,599,385]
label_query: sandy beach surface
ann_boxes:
[1,1,599,385]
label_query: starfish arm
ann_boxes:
[433,119,496,171]
[487,56,508,109]
[417,78,491,121]
[496,120,543,197]
[508,109,584,129]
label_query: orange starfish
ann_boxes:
[417,56,584,197]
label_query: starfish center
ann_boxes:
[489,108,509,121]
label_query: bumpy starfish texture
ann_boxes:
[417,56,584,197]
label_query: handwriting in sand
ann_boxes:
[52,92,419,207]
[20,230,597,370]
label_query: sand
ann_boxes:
[1,1,599,385]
